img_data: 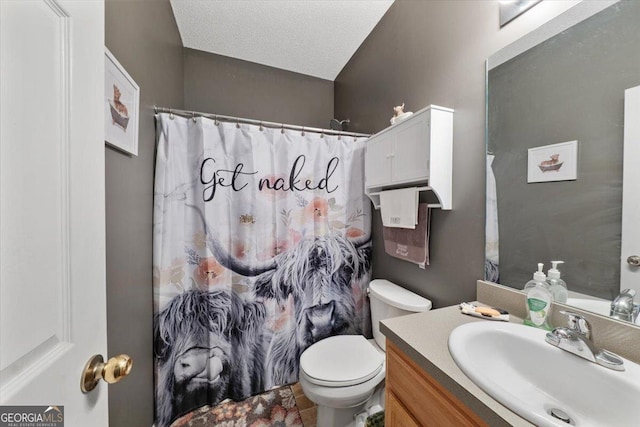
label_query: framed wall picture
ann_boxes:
[527,140,578,183]
[105,48,139,156]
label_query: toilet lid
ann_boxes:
[369,279,432,312]
[300,335,384,387]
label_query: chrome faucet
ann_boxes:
[610,289,640,323]
[545,311,625,371]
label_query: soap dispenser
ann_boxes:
[547,260,568,303]
[524,263,553,330]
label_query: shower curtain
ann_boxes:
[153,113,371,427]
[485,154,499,282]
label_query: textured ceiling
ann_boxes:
[170,0,394,81]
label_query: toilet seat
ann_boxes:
[300,335,384,387]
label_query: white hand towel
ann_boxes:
[379,187,418,229]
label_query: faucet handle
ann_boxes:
[559,310,591,338]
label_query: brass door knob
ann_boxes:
[81,354,133,393]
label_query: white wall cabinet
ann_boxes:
[365,105,453,210]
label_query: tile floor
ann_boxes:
[291,382,317,427]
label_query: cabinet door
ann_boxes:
[392,113,429,184]
[365,132,393,187]
[386,391,421,427]
[386,341,488,427]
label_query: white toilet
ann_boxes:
[298,279,432,427]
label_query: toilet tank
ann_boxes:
[368,279,432,351]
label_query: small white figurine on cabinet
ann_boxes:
[390,102,413,125]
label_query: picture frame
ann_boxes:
[105,48,139,156]
[527,140,578,183]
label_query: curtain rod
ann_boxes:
[153,106,371,138]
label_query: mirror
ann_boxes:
[485,1,640,321]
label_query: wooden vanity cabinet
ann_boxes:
[385,341,488,427]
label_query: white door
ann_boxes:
[1,0,108,425]
[621,85,640,296]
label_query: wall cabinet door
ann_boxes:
[392,113,429,184]
[365,131,393,187]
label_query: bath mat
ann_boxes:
[170,386,304,427]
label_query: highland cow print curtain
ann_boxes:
[153,113,372,426]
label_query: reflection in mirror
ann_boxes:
[499,0,541,27]
[485,1,640,322]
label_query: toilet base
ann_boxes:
[317,403,365,427]
[310,382,386,427]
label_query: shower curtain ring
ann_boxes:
[191,112,197,123]
[337,133,341,140]
[214,115,219,126]
[169,109,174,120]
[320,130,324,138]
[236,118,240,129]
[301,127,305,136]
[281,123,285,134]
[259,121,264,131]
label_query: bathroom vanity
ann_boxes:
[380,281,640,427]
[381,303,530,426]
[386,341,487,426]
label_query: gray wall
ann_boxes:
[489,1,640,299]
[184,48,334,128]
[105,1,183,426]
[334,0,578,308]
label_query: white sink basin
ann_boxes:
[449,321,640,427]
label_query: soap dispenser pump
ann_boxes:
[547,260,568,303]
[524,263,553,330]
[524,263,547,291]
